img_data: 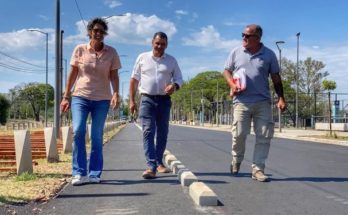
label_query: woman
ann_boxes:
[60,17,121,185]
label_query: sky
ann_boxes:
[1,0,348,98]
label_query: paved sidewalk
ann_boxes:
[171,122,348,147]
[37,123,205,215]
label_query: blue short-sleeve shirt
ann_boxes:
[224,44,279,103]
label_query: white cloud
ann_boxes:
[176,10,188,15]
[104,0,122,8]
[182,25,240,52]
[64,13,177,46]
[0,13,177,54]
[0,28,54,54]
[103,13,177,45]
[223,21,247,26]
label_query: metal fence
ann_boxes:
[171,92,348,128]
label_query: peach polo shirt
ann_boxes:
[70,43,121,101]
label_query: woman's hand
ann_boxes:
[111,93,120,110]
[60,97,70,112]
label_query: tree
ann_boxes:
[322,80,336,91]
[282,57,328,95]
[322,79,337,136]
[302,57,328,95]
[281,57,328,126]
[0,94,10,125]
[16,83,54,121]
[171,71,230,122]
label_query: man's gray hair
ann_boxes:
[246,24,263,38]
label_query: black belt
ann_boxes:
[141,93,170,99]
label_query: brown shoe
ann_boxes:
[157,164,171,173]
[142,169,156,179]
[252,170,270,182]
[230,162,241,175]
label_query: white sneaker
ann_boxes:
[71,175,88,186]
[89,176,101,184]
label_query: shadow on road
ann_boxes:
[100,178,179,185]
[272,177,348,182]
[103,169,144,172]
[57,192,149,199]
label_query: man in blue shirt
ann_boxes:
[223,24,286,182]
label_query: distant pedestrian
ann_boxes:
[60,17,121,185]
[129,32,183,179]
[223,24,286,182]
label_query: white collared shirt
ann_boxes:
[131,51,183,95]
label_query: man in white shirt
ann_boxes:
[129,32,183,179]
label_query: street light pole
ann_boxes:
[296,32,300,128]
[276,41,285,132]
[28,29,49,127]
[216,81,219,126]
[55,0,61,140]
[201,89,204,126]
[118,70,129,119]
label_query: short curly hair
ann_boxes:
[87,17,108,38]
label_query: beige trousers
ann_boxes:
[231,101,274,171]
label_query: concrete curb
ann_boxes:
[164,154,177,166]
[273,133,348,146]
[169,160,181,169]
[189,182,218,206]
[180,171,198,187]
[173,164,186,174]
[137,126,220,207]
[163,151,218,206]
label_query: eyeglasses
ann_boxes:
[92,29,106,35]
[242,33,258,39]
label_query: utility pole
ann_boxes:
[296,32,300,128]
[201,89,204,126]
[27,29,49,127]
[276,41,285,132]
[216,81,219,126]
[54,0,61,139]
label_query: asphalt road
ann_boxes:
[167,125,348,215]
[35,123,219,215]
[2,123,347,215]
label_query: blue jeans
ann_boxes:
[139,95,171,172]
[71,96,110,178]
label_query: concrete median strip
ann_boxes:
[180,170,198,187]
[189,182,218,206]
[134,124,219,207]
[170,160,181,170]
[164,154,177,166]
[173,164,186,174]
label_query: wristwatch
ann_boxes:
[173,83,179,90]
